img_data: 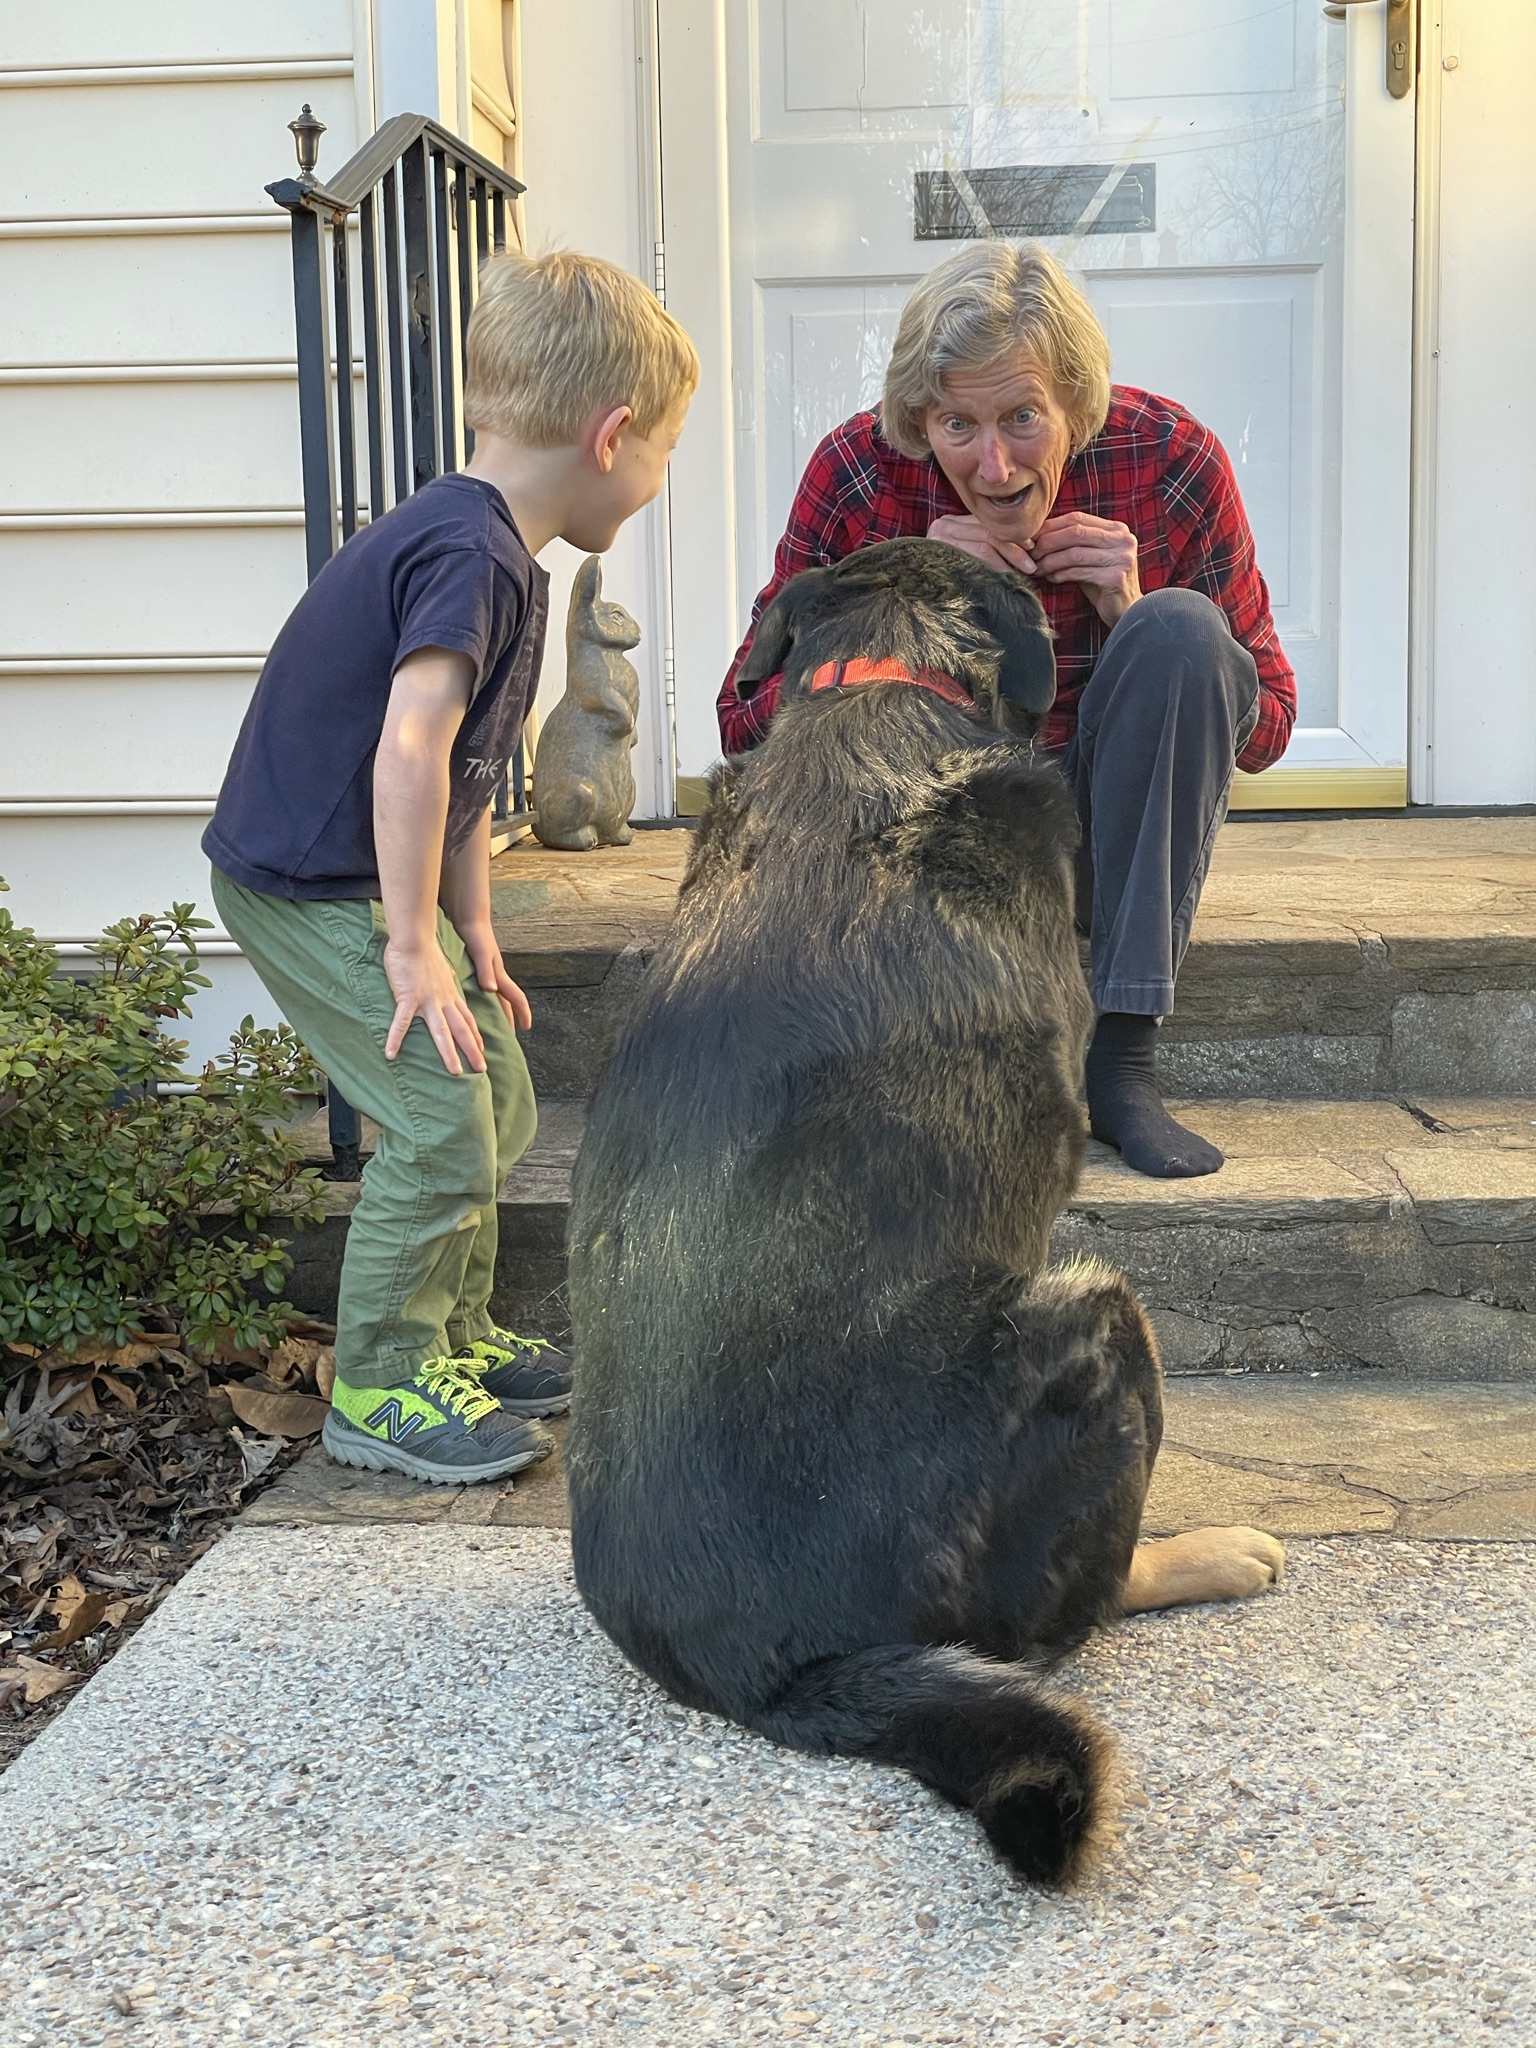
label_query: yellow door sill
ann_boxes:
[678,766,1408,818]
[1228,766,1407,811]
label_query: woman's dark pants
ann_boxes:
[1058,588,1261,1017]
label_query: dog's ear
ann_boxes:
[978,581,1057,715]
[736,588,799,698]
[736,569,831,696]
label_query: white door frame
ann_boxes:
[632,0,680,819]
[1406,0,1536,807]
[1408,0,1445,807]
[655,0,739,801]
[1287,0,1414,807]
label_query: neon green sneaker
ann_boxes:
[322,1354,553,1484]
[456,1328,573,1417]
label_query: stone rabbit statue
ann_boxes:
[532,554,641,850]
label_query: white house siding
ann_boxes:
[0,0,371,1059]
[1,0,680,1066]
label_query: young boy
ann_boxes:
[204,251,697,1484]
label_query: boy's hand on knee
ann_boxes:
[383,937,488,1074]
[462,923,533,1033]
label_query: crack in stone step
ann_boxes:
[1160,1438,1536,1512]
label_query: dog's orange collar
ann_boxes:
[807,657,978,716]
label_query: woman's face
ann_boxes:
[923,349,1074,547]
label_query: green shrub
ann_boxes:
[0,880,326,1353]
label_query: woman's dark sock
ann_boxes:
[1084,1012,1224,1180]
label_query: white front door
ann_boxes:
[659,0,1416,809]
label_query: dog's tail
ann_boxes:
[748,1643,1114,1887]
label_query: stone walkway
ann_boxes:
[244,1374,1536,1543]
[287,1093,1536,1382]
[487,816,1536,991]
[1143,1379,1536,1538]
[488,816,1536,1102]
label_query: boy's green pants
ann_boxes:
[212,868,537,1390]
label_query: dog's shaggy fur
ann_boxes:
[566,539,1166,1887]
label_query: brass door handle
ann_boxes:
[1322,0,1416,99]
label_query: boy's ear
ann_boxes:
[592,404,634,473]
[736,586,800,696]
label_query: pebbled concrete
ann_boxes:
[0,1527,1530,2047]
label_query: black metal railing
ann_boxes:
[268,105,527,563]
[268,107,532,1177]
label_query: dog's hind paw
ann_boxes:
[1121,1527,1286,1614]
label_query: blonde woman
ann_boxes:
[718,242,1294,1181]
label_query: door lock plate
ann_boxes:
[1323,0,1416,99]
[1386,0,1416,99]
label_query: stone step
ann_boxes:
[284,1095,1536,1381]
[1058,1096,1536,1378]
[489,815,1536,1101]
[245,1377,1536,1542]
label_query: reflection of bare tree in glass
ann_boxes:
[858,314,899,406]
[789,306,904,461]
[1180,112,1344,266]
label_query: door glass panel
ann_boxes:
[755,0,1345,730]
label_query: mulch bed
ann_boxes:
[0,1320,337,1771]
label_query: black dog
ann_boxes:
[566,539,1283,1886]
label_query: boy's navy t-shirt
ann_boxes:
[204,474,548,899]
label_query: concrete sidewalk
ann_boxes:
[0,1526,1531,2048]
[3,1378,1534,2047]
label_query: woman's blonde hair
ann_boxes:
[882,242,1111,459]
[464,249,698,448]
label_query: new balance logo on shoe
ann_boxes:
[364,1397,429,1443]
[323,1361,549,1485]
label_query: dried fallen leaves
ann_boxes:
[34,1574,118,1650]
[224,1382,330,1440]
[0,1319,336,1766]
[3,1654,82,1706]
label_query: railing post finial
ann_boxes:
[289,103,326,188]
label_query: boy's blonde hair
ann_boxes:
[882,242,1111,460]
[464,249,698,449]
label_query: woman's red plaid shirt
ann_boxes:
[716,386,1296,774]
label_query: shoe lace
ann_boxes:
[483,1327,553,1356]
[416,1356,500,1423]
